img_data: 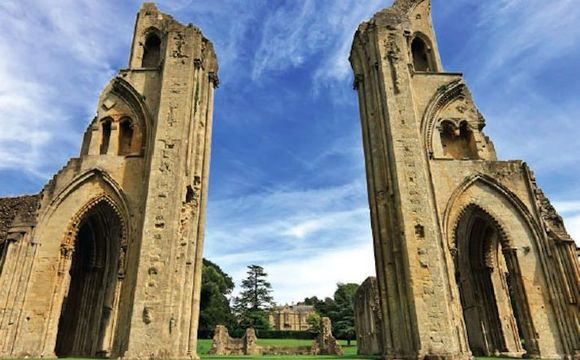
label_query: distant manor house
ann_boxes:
[269,304,315,331]
[0,1,578,360]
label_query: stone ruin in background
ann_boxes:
[353,277,382,356]
[310,317,344,356]
[208,317,343,356]
[208,326,261,356]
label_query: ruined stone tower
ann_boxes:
[350,0,579,359]
[0,3,218,358]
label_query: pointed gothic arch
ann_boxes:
[109,77,154,155]
[444,175,542,357]
[55,195,127,357]
[421,80,467,155]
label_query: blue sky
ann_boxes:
[0,0,579,304]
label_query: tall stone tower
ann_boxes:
[0,3,218,359]
[350,1,579,359]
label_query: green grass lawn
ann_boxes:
[2,340,522,360]
[197,339,518,360]
[197,339,371,359]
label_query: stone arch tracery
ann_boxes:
[109,78,153,154]
[84,78,152,157]
[421,81,495,160]
[55,194,128,357]
[452,203,524,357]
[444,175,542,357]
[450,203,511,255]
[33,168,133,358]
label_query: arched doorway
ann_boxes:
[55,199,123,358]
[454,205,531,357]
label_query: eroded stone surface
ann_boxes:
[310,317,343,356]
[354,277,382,356]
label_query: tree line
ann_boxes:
[199,260,358,344]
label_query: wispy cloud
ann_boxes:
[0,0,132,179]
[250,0,387,85]
[474,0,580,77]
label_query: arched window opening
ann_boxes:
[55,200,123,357]
[142,33,161,68]
[440,121,479,160]
[100,119,112,155]
[455,207,535,357]
[411,36,434,72]
[119,118,134,155]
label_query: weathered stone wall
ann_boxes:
[208,326,261,356]
[354,277,382,356]
[0,196,38,241]
[310,317,343,356]
[209,318,342,357]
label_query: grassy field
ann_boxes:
[4,340,518,359]
[197,339,517,360]
[197,339,372,359]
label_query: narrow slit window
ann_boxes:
[100,119,112,155]
[119,118,134,155]
[411,37,433,72]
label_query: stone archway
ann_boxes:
[454,205,527,358]
[55,199,124,358]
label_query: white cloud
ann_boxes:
[250,0,387,84]
[553,201,580,244]
[266,242,375,304]
[566,215,580,244]
[553,201,580,215]
[0,0,131,178]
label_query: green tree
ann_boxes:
[198,259,235,336]
[329,283,358,346]
[232,265,274,330]
[303,296,320,306]
[306,313,321,334]
[313,296,336,319]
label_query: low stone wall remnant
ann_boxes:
[208,317,343,356]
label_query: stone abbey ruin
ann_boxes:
[0,3,217,358]
[0,0,578,359]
